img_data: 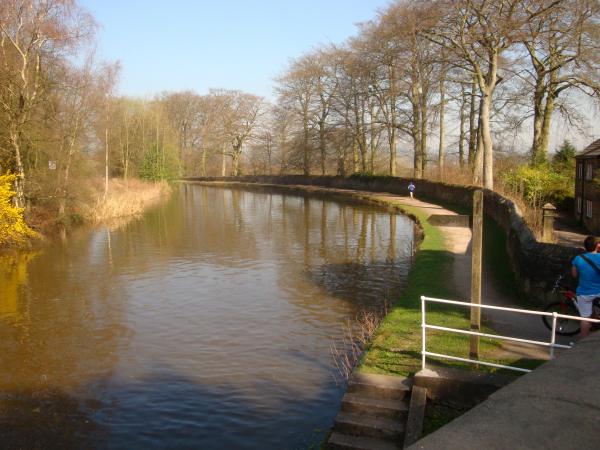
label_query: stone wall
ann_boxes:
[185,175,578,305]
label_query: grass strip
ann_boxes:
[358,203,542,377]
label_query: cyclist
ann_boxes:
[571,235,600,338]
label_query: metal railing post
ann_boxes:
[550,313,557,359]
[421,296,426,370]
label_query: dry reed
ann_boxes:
[81,178,171,225]
[330,299,391,383]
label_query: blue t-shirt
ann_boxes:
[572,252,600,295]
[408,183,415,192]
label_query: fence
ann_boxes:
[420,295,600,373]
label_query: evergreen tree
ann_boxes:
[139,144,180,181]
[552,140,576,174]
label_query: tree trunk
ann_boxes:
[352,138,359,174]
[359,134,367,173]
[221,143,227,177]
[468,77,477,167]
[420,95,428,177]
[303,112,310,176]
[412,115,422,179]
[8,128,26,208]
[201,147,207,176]
[104,126,109,200]
[369,103,377,173]
[357,111,367,173]
[389,127,397,177]
[438,74,446,179]
[319,120,326,175]
[472,99,484,186]
[538,70,558,165]
[389,66,398,177]
[480,88,494,190]
[124,113,130,181]
[530,74,546,165]
[279,135,287,175]
[232,152,240,176]
[458,85,467,169]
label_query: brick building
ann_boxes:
[575,139,600,233]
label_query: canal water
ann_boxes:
[0,184,415,450]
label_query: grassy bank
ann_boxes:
[358,202,538,377]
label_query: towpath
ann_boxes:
[376,194,563,360]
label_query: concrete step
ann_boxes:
[347,373,412,400]
[403,386,427,448]
[333,412,404,441]
[327,432,400,450]
[341,392,409,418]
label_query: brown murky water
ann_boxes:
[0,185,414,450]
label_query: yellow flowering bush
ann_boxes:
[0,174,36,246]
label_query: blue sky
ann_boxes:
[80,1,391,100]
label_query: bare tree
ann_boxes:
[275,56,317,175]
[0,0,95,206]
[521,0,600,164]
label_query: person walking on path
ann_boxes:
[571,235,600,338]
[408,182,415,199]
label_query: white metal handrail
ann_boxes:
[420,295,600,373]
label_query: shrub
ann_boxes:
[0,174,37,247]
[139,144,180,181]
[500,164,573,209]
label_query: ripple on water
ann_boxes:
[1,185,414,450]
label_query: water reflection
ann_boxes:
[0,185,414,450]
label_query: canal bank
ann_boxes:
[183,178,564,446]
[185,175,579,307]
[183,179,545,375]
[2,184,417,450]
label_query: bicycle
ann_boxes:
[541,276,600,336]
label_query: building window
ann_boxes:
[577,197,582,214]
[586,200,593,218]
[577,163,583,180]
[586,162,594,181]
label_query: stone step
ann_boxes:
[333,412,404,441]
[403,386,428,448]
[341,392,409,418]
[347,373,412,400]
[327,432,400,450]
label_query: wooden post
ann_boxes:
[470,190,483,360]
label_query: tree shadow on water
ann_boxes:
[1,370,339,450]
[0,388,103,450]
[308,261,408,311]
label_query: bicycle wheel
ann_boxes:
[542,301,581,336]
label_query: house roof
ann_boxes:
[577,139,600,158]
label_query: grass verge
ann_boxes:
[357,202,542,377]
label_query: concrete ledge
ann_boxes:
[427,215,470,228]
[414,366,516,408]
[408,333,600,449]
